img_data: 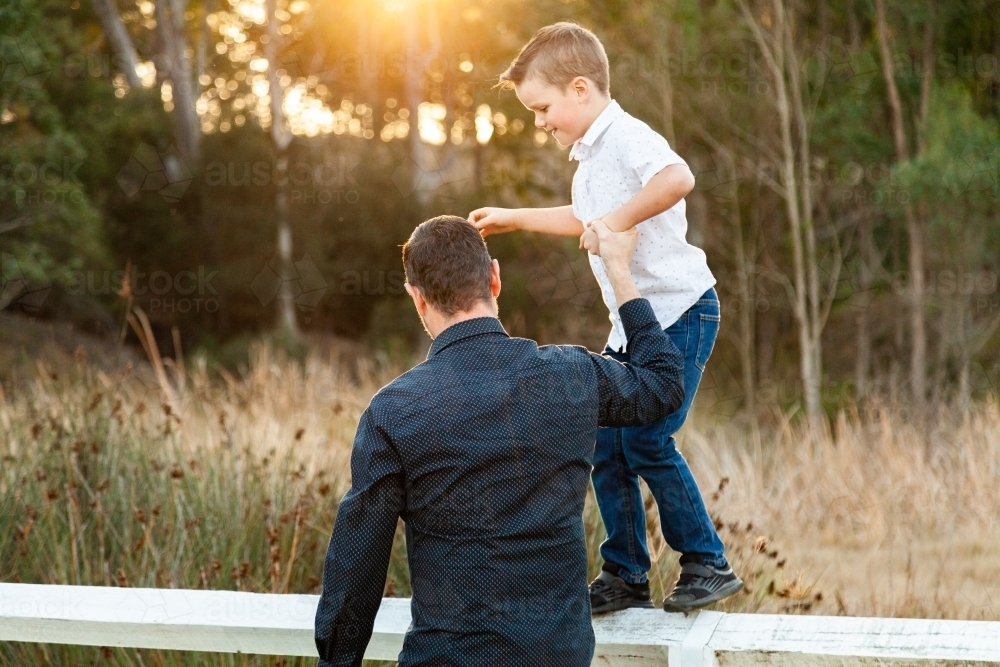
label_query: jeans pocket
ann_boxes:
[694,313,720,372]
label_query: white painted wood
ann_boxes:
[709,613,1000,663]
[679,610,725,667]
[1,584,998,664]
[591,607,694,666]
[0,583,321,656]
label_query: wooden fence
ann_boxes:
[1,583,998,665]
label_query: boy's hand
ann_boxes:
[579,219,601,255]
[468,207,518,237]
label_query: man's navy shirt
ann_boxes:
[315,298,684,667]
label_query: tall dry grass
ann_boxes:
[680,401,1000,619]
[0,343,400,666]
[1,341,998,665]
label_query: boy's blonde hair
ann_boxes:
[498,22,610,95]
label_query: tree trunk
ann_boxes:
[403,0,432,207]
[356,5,377,108]
[733,180,756,416]
[846,0,861,48]
[89,0,142,88]
[875,0,927,413]
[90,0,200,167]
[737,0,824,426]
[267,0,298,338]
[818,0,829,43]
[771,0,821,424]
[889,227,904,405]
[651,0,676,144]
[155,0,200,166]
[785,14,825,422]
[916,0,936,155]
[855,213,874,398]
[197,0,215,112]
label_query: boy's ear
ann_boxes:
[571,76,590,101]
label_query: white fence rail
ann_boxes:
[1,583,998,665]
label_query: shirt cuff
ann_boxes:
[617,298,658,338]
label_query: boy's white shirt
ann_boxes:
[570,99,716,352]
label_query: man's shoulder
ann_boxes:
[371,339,594,397]
[534,340,587,355]
[533,341,598,370]
[368,362,434,406]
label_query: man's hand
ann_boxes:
[579,219,601,255]
[593,219,638,272]
[592,219,640,305]
[468,207,518,237]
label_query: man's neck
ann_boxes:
[428,302,497,339]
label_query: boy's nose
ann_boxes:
[534,114,545,128]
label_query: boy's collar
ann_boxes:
[569,99,623,161]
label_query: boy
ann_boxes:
[468,22,742,614]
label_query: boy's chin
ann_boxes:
[552,131,576,147]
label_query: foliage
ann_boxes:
[1,0,999,406]
[1,0,109,309]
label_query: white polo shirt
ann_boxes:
[570,99,716,352]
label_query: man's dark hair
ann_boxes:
[403,215,493,316]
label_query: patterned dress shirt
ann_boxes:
[315,297,684,667]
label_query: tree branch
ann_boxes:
[89,0,142,88]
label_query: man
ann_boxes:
[314,215,685,667]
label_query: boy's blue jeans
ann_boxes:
[592,288,727,585]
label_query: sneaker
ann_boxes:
[589,569,655,614]
[661,559,743,613]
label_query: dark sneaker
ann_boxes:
[589,569,655,614]
[661,560,743,613]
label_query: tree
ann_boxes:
[265,0,297,337]
[736,0,844,427]
[1,0,109,314]
[88,0,201,166]
[874,0,934,413]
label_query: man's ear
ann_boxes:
[405,282,427,318]
[489,258,501,298]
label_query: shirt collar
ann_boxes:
[568,99,624,161]
[427,316,508,359]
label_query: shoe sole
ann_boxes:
[661,578,744,613]
[591,598,655,615]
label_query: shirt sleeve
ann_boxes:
[624,122,688,188]
[315,405,404,667]
[588,297,685,427]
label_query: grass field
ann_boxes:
[2,339,998,665]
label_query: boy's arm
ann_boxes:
[468,205,584,237]
[598,163,695,233]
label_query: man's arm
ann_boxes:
[468,205,583,237]
[586,221,684,426]
[315,408,403,667]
